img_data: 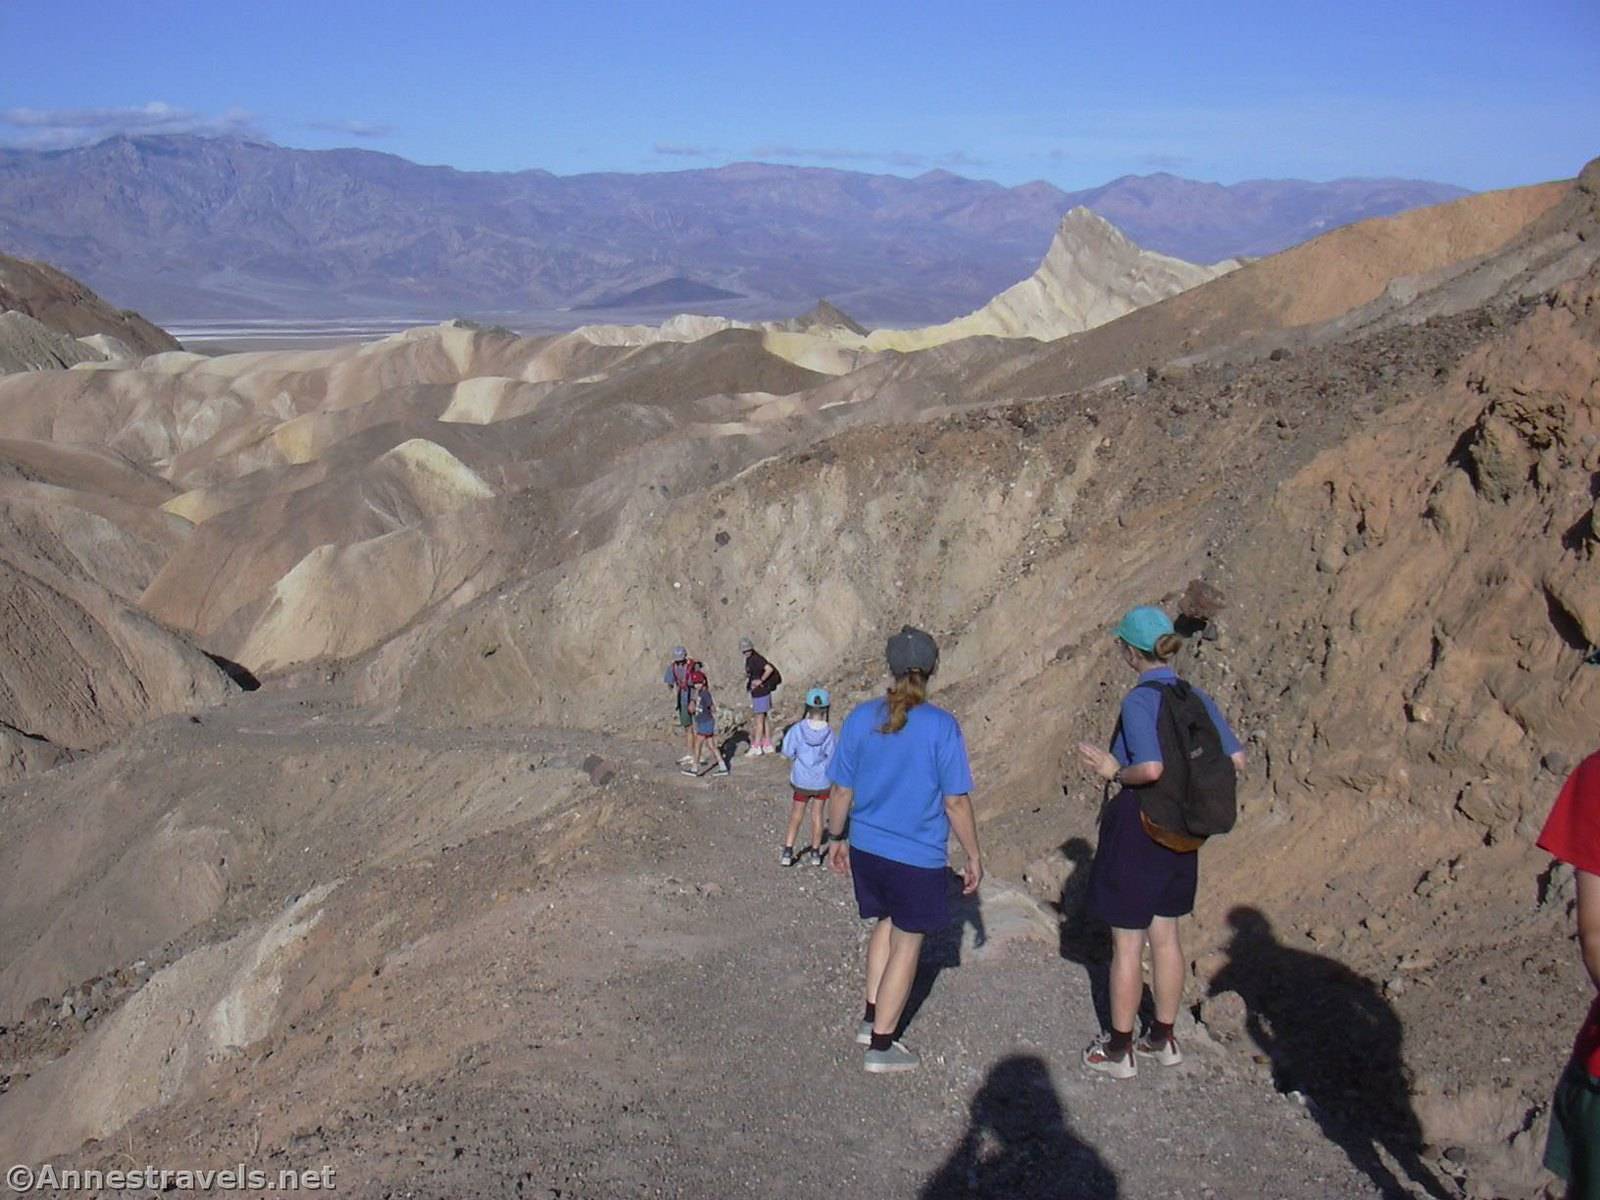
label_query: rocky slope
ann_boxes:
[0,252,177,356]
[985,178,1571,401]
[0,251,179,374]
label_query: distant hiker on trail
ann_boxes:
[826,626,981,1073]
[682,667,730,777]
[741,637,781,756]
[1075,605,1244,1079]
[663,646,697,764]
[779,687,836,868]
[1536,748,1600,1197]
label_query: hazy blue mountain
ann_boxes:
[0,135,1470,324]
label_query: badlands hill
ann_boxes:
[856,207,1236,349]
[0,161,1594,1197]
[0,133,1464,323]
[0,251,179,373]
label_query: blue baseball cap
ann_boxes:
[1114,606,1175,653]
[805,687,831,708]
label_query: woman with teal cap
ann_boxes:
[1075,605,1245,1079]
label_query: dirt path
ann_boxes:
[524,744,1395,1200]
[292,733,1397,1197]
[25,703,1429,1198]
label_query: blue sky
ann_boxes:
[1,0,1595,190]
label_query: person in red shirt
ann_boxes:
[1537,750,1600,1198]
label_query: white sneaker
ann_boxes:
[744,745,763,757]
[678,754,694,764]
[1082,1032,1137,1079]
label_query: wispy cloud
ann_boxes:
[304,118,395,139]
[0,102,264,149]
[652,142,720,158]
[748,144,985,170]
[938,150,988,168]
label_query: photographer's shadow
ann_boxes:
[921,1054,1118,1198]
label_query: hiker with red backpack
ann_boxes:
[1075,605,1245,1079]
[663,646,698,765]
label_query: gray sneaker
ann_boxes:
[864,1041,919,1073]
[855,1020,873,1045]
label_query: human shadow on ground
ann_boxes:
[1054,836,1115,1031]
[897,869,987,1036]
[1209,907,1449,1200]
[718,727,750,762]
[920,1054,1118,1199]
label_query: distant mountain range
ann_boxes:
[0,135,1471,324]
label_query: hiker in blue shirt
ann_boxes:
[826,626,982,1074]
[1076,606,1245,1079]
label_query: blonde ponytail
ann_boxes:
[880,670,929,734]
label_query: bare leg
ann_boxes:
[865,918,894,1006]
[683,721,694,760]
[871,924,926,1037]
[1109,926,1147,1033]
[783,801,805,848]
[808,800,824,850]
[1147,916,1184,1025]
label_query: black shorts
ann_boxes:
[851,846,950,934]
[1087,789,1198,929]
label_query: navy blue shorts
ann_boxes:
[1087,789,1198,929]
[851,846,949,934]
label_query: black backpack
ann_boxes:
[1128,679,1237,839]
[765,664,783,691]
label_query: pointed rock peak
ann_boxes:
[1046,207,1140,259]
[794,299,867,336]
[1056,205,1120,234]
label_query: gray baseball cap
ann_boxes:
[672,646,687,661]
[886,625,939,676]
[738,637,755,652]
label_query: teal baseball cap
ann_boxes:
[1114,606,1175,652]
